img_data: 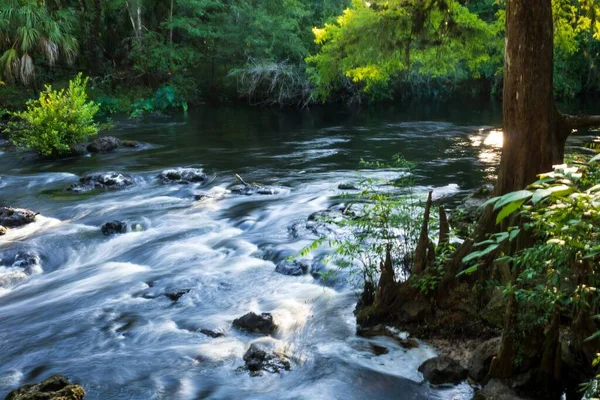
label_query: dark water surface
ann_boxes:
[0,102,590,399]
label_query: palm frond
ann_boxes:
[19,53,34,85]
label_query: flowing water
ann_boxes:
[0,102,593,399]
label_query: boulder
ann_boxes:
[87,136,121,153]
[5,374,85,400]
[418,356,467,385]
[232,312,277,335]
[101,221,128,236]
[468,337,502,382]
[67,144,88,157]
[68,172,134,192]
[0,207,37,228]
[0,226,7,235]
[159,168,207,184]
[242,343,290,374]
[275,260,310,276]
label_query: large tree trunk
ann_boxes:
[495,0,569,196]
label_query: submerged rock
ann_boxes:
[232,312,277,335]
[338,183,359,190]
[4,374,85,400]
[200,329,225,338]
[418,356,467,385]
[0,207,37,228]
[101,221,128,236]
[164,289,190,302]
[12,252,42,273]
[229,184,280,196]
[68,172,134,192]
[275,259,310,276]
[87,136,121,153]
[242,343,291,375]
[159,168,206,184]
[0,251,43,287]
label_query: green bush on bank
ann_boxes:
[8,73,99,157]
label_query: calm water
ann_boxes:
[0,102,592,399]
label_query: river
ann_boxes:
[0,102,592,399]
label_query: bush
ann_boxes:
[9,74,99,157]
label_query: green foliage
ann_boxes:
[306,0,502,102]
[302,155,427,288]
[8,74,99,157]
[463,156,600,393]
[0,0,78,86]
[130,86,186,118]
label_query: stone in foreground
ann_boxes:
[275,259,310,276]
[0,207,37,228]
[418,355,467,385]
[5,374,85,400]
[101,221,128,236]
[243,343,291,375]
[232,312,277,335]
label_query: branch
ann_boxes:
[563,114,600,130]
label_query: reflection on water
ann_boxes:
[1,103,511,399]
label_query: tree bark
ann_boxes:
[495,0,566,195]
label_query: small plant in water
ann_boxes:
[302,154,426,291]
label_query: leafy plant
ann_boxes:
[9,73,99,157]
[302,155,427,290]
[130,86,186,118]
[462,155,600,394]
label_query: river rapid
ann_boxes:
[1,103,586,400]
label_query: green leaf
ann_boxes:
[532,189,552,205]
[462,244,499,263]
[585,330,600,342]
[496,198,527,224]
[479,196,501,209]
[493,190,533,211]
[509,229,520,242]
[456,265,479,277]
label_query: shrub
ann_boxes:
[9,73,99,157]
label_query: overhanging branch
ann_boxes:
[563,114,600,130]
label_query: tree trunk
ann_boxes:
[495,0,569,196]
[89,0,103,76]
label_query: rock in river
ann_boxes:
[0,226,7,236]
[243,343,291,375]
[68,172,134,192]
[275,259,310,276]
[101,221,128,235]
[0,207,37,228]
[229,184,279,196]
[418,356,467,385]
[232,312,277,335]
[159,168,206,184]
[87,136,121,153]
[4,374,85,400]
